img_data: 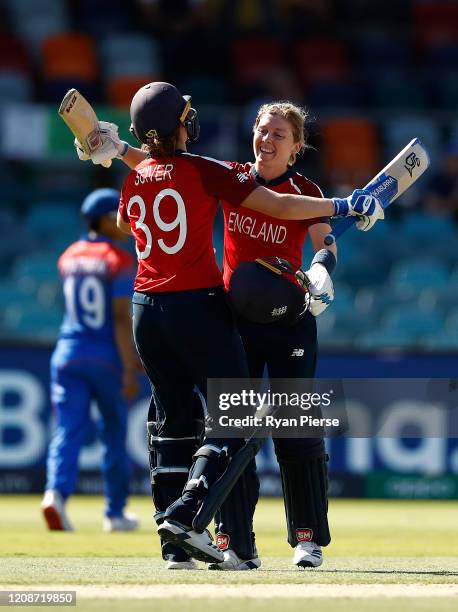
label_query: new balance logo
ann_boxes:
[271,306,287,317]
[236,172,249,183]
[291,349,304,357]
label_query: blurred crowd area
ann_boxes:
[0,0,457,350]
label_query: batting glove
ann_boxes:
[74,121,128,166]
[296,263,334,317]
[332,189,384,231]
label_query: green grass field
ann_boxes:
[0,496,457,612]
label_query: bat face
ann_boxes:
[366,138,430,208]
[324,138,430,245]
[58,88,111,168]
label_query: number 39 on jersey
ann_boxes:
[127,188,187,258]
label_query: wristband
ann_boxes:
[118,141,129,157]
[331,197,348,217]
[311,249,336,275]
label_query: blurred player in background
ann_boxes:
[75,81,382,565]
[41,188,140,533]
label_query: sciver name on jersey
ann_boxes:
[119,152,258,293]
[58,236,134,345]
[222,162,325,289]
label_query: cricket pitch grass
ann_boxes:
[0,496,457,611]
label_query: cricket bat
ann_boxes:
[58,89,112,168]
[324,138,430,245]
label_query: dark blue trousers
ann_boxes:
[132,287,249,432]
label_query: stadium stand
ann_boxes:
[0,0,456,350]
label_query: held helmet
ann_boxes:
[129,81,200,145]
[228,257,310,325]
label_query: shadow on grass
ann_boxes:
[268,569,458,576]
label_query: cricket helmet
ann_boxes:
[130,81,199,144]
[228,257,309,325]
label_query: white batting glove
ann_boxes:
[74,121,125,166]
[332,189,384,231]
[296,263,334,317]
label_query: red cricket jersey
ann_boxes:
[119,152,258,293]
[222,163,325,288]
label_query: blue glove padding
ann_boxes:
[332,189,379,217]
[332,189,384,231]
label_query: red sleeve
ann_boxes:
[197,156,259,207]
[119,172,135,223]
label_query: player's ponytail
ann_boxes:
[143,127,180,158]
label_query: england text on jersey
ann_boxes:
[227,210,287,244]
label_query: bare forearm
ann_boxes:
[122,145,148,169]
[117,211,132,234]
[242,187,335,220]
[309,223,337,259]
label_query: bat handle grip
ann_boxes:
[324,217,357,246]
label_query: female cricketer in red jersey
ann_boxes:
[212,103,337,570]
[75,82,383,566]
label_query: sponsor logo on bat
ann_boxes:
[404,152,421,177]
[64,93,78,113]
[372,175,396,197]
[370,174,398,205]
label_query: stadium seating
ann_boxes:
[107,76,155,108]
[2,301,63,343]
[0,72,32,105]
[382,307,444,337]
[100,34,161,80]
[42,34,98,82]
[74,0,133,37]
[383,117,441,165]
[357,328,419,350]
[435,70,458,109]
[0,34,30,72]
[0,0,456,352]
[294,38,349,88]
[389,259,450,292]
[231,38,284,86]
[400,213,457,246]
[412,0,458,47]
[320,118,380,186]
[370,70,428,110]
[24,203,83,239]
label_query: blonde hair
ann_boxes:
[253,102,309,166]
[143,126,180,157]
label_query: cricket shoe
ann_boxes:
[103,512,139,532]
[208,549,261,571]
[163,542,198,570]
[166,559,198,570]
[41,490,73,531]
[293,541,323,568]
[158,519,224,564]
